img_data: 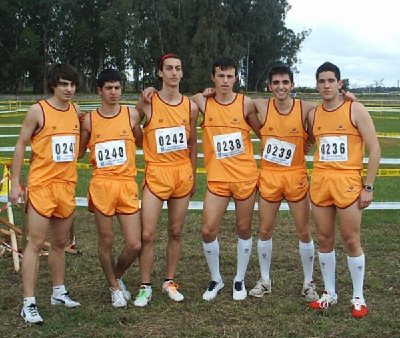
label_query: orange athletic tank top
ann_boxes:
[28,100,79,187]
[88,105,137,179]
[313,100,363,170]
[260,99,307,170]
[143,93,191,165]
[201,94,258,182]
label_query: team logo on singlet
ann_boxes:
[290,127,299,134]
[336,125,346,131]
[159,119,163,123]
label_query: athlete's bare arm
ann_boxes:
[78,112,91,159]
[352,101,381,209]
[253,98,269,124]
[129,107,143,148]
[190,93,207,113]
[189,100,199,196]
[244,96,261,139]
[9,104,42,205]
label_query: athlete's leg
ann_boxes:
[48,214,74,287]
[139,186,163,283]
[337,203,365,301]
[256,197,280,283]
[22,204,50,297]
[312,204,337,296]
[165,196,190,279]
[234,190,256,282]
[289,196,315,284]
[94,210,119,289]
[115,213,141,279]
[202,190,229,281]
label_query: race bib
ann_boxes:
[95,140,127,168]
[52,135,76,162]
[213,132,244,159]
[262,138,296,166]
[319,135,348,162]
[155,126,187,153]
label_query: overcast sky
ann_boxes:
[285,0,400,88]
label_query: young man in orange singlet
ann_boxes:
[191,56,261,301]
[248,64,319,301]
[79,69,142,308]
[9,64,81,325]
[133,54,199,307]
[308,62,380,318]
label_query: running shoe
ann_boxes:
[162,280,184,302]
[202,280,224,301]
[249,279,272,298]
[233,280,247,301]
[21,303,43,325]
[302,281,319,302]
[134,286,152,307]
[351,297,368,318]
[309,290,338,310]
[50,291,81,308]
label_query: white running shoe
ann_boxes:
[249,279,271,298]
[50,291,81,308]
[202,280,224,301]
[21,303,43,325]
[110,288,127,308]
[302,281,319,301]
[233,280,247,301]
[309,290,338,310]
[162,281,184,302]
[134,286,152,307]
[117,279,131,301]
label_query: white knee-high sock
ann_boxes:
[318,250,336,297]
[257,238,272,282]
[203,239,222,282]
[234,237,252,282]
[347,254,365,301]
[299,240,315,284]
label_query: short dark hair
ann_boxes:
[47,64,80,93]
[268,64,294,83]
[97,69,122,88]
[157,53,181,71]
[316,62,341,81]
[212,56,238,76]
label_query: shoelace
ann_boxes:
[26,304,39,316]
[137,288,150,299]
[165,282,179,293]
[353,298,364,310]
[234,281,243,291]
[208,281,218,291]
[318,293,332,309]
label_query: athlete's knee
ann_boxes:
[236,222,251,238]
[125,237,141,254]
[26,237,46,254]
[202,224,217,242]
[141,228,156,245]
[296,224,311,242]
[98,233,114,249]
[168,224,183,242]
[342,235,361,254]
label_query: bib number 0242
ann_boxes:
[155,126,187,153]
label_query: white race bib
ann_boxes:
[52,135,76,162]
[155,126,187,153]
[95,140,127,168]
[262,138,296,166]
[319,136,348,162]
[213,132,244,159]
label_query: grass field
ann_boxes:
[0,95,399,337]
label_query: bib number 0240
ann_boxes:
[95,140,127,168]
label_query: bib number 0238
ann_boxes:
[213,132,244,159]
